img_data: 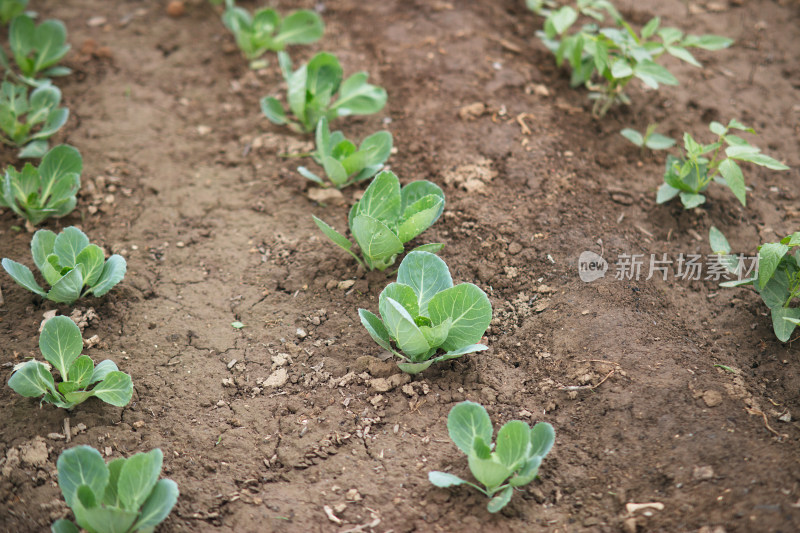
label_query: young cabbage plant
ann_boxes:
[429,401,555,513]
[534,2,732,117]
[657,119,789,209]
[52,446,178,533]
[620,124,675,153]
[0,144,81,225]
[222,4,323,68]
[0,81,69,157]
[2,14,71,82]
[719,230,800,342]
[261,51,387,133]
[297,117,392,188]
[0,0,27,25]
[2,226,127,304]
[313,171,444,271]
[358,251,492,373]
[8,316,133,410]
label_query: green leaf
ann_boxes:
[74,245,105,287]
[274,10,324,46]
[428,284,492,351]
[56,446,109,509]
[379,282,420,320]
[351,215,404,269]
[331,72,387,117]
[67,355,94,389]
[447,401,493,456]
[409,243,445,254]
[117,449,163,511]
[53,226,89,267]
[297,166,323,184]
[546,6,577,37]
[758,243,789,290]
[772,308,800,342]
[46,266,84,304]
[321,156,349,186]
[620,128,643,147]
[397,196,444,243]
[102,457,126,507]
[91,371,133,407]
[509,455,542,487]
[641,17,660,39]
[495,421,530,470]
[312,215,354,252]
[90,254,126,297]
[89,360,119,385]
[355,170,401,224]
[359,130,392,167]
[31,229,57,272]
[381,297,431,359]
[666,45,701,67]
[726,150,789,171]
[396,360,435,374]
[40,316,83,379]
[19,140,49,159]
[441,343,488,358]
[50,519,80,533]
[530,422,556,457]
[727,118,754,132]
[679,192,706,209]
[260,96,287,125]
[81,506,139,533]
[420,318,453,349]
[2,258,46,295]
[610,59,633,79]
[645,133,676,150]
[401,180,444,218]
[468,455,511,490]
[8,360,56,398]
[132,478,179,531]
[487,486,514,513]
[759,268,793,309]
[633,60,678,88]
[709,226,731,255]
[718,159,746,206]
[428,471,467,488]
[397,251,453,316]
[358,309,393,352]
[682,34,733,50]
[472,435,492,459]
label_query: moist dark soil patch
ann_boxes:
[1,0,799,532]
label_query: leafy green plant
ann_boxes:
[261,51,387,133]
[0,144,81,225]
[534,2,732,117]
[719,230,800,342]
[7,316,133,409]
[358,251,492,373]
[297,117,392,188]
[657,119,789,209]
[429,401,555,512]
[0,0,27,25]
[0,81,69,157]
[222,4,323,67]
[620,123,675,152]
[313,171,444,271]
[2,226,127,304]
[2,13,71,81]
[52,446,178,533]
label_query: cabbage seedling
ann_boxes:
[429,401,555,512]
[620,124,675,153]
[222,4,323,68]
[313,170,444,271]
[359,251,492,373]
[8,316,133,409]
[719,231,800,342]
[2,226,127,304]
[261,52,387,133]
[0,144,81,225]
[297,117,392,188]
[52,446,178,533]
[534,3,732,117]
[0,81,69,157]
[657,119,789,209]
[2,13,71,82]
[0,0,27,25]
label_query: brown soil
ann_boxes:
[2,0,800,532]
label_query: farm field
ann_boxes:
[1,0,799,532]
